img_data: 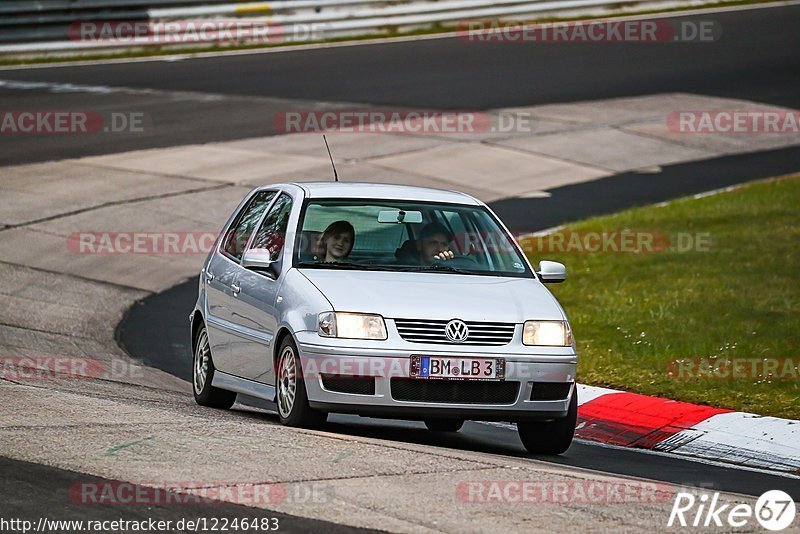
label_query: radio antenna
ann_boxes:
[323,135,339,182]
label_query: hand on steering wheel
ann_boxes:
[433,250,455,261]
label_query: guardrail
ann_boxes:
[0,0,704,55]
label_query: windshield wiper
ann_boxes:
[399,264,475,274]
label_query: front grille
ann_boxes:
[391,378,519,404]
[394,319,515,345]
[530,382,572,401]
[320,374,376,395]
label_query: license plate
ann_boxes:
[410,355,505,381]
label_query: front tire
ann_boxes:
[193,326,237,409]
[275,336,327,429]
[424,419,464,432]
[517,388,577,455]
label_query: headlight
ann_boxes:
[522,320,572,346]
[317,312,387,340]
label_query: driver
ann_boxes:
[411,222,455,265]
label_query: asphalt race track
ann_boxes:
[1,5,799,166]
[2,3,800,529]
[1,456,380,533]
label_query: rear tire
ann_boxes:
[193,326,237,409]
[424,419,464,432]
[517,387,577,455]
[275,336,327,429]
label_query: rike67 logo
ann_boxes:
[668,490,796,530]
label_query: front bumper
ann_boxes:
[295,331,577,422]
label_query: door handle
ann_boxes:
[205,271,214,283]
[231,283,241,296]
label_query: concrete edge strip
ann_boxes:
[574,384,800,473]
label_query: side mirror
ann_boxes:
[242,248,276,272]
[537,260,566,283]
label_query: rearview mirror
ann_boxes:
[377,209,423,224]
[242,248,275,271]
[537,260,566,283]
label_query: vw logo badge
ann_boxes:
[445,319,469,343]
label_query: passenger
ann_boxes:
[397,222,455,265]
[317,220,355,262]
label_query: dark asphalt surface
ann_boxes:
[1,5,799,165]
[4,7,800,108]
[492,145,800,232]
[0,456,382,533]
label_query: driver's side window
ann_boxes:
[250,193,294,261]
[221,191,276,261]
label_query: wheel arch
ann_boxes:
[191,310,205,351]
[272,327,295,367]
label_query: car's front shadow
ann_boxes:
[226,395,539,459]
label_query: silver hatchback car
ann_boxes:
[190,182,578,454]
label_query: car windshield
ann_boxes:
[294,199,531,277]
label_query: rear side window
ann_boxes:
[221,191,276,261]
[250,193,294,260]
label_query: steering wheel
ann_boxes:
[432,254,478,269]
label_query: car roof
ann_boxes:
[262,182,482,205]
